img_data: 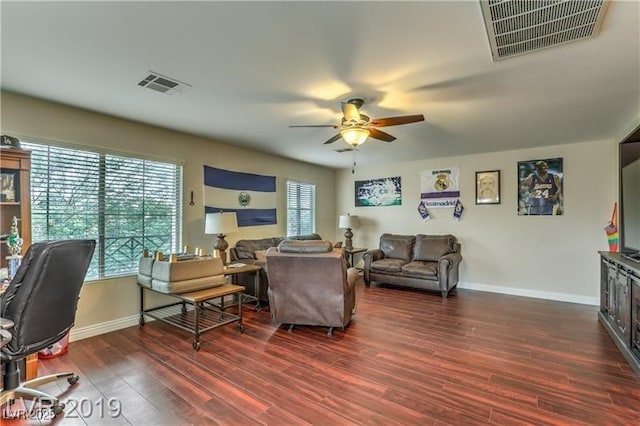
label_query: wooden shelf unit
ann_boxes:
[1,149,31,269]
[0,148,37,379]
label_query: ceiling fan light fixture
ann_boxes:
[341,128,370,146]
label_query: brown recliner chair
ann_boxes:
[265,240,357,336]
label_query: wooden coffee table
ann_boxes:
[139,283,245,351]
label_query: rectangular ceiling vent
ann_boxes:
[137,71,191,95]
[480,0,609,61]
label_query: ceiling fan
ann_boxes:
[289,98,425,147]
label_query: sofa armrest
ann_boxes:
[363,249,384,284]
[363,249,383,262]
[438,252,462,291]
[230,247,240,262]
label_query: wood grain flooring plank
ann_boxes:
[8,284,640,426]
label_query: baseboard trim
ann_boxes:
[69,314,141,342]
[69,283,598,342]
[457,282,599,306]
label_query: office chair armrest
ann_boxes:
[0,329,11,350]
[0,317,15,329]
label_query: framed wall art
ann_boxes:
[475,170,500,205]
[355,176,402,207]
[517,157,563,216]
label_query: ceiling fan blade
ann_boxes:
[369,128,397,142]
[370,114,425,127]
[289,124,339,128]
[323,133,343,145]
[342,102,361,122]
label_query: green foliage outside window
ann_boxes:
[23,142,182,280]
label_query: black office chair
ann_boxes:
[0,239,95,416]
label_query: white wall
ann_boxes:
[335,139,618,304]
[1,92,336,337]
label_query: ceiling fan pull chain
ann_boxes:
[352,150,357,174]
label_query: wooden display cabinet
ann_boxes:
[0,148,37,379]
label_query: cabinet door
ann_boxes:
[615,270,631,344]
[607,263,618,322]
[601,259,611,313]
[632,276,640,353]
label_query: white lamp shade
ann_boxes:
[205,212,239,235]
[339,214,360,229]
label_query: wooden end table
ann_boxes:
[224,263,264,310]
[344,247,367,268]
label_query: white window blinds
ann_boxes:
[286,181,315,237]
[22,141,182,280]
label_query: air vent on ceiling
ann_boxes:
[137,71,191,95]
[479,0,609,61]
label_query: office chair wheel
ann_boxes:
[52,403,65,416]
[236,324,244,333]
[193,341,201,351]
[67,375,80,385]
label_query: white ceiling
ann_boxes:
[1,1,639,169]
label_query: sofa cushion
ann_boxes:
[288,233,322,241]
[402,261,438,278]
[278,240,333,253]
[379,234,415,261]
[137,256,154,287]
[152,275,226,294]
[152,256,224,282]
[413,234,456,262]
[370,258,409,273]
[235,238,279,259]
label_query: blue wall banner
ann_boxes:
[203,166,276,227]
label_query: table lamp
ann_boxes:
[205,212,238,265]
[338,214,360,250]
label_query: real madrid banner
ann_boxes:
[420,167,460,208]
[203,165,277,226]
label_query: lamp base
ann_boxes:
[213,234,229,265]
[344,228,353,251]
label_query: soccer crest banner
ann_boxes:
[420,167,460,208]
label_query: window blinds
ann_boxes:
[286,181,315,237]
[23,142,182,280]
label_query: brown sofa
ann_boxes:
[265,240,356,336]
[363,233,462,297]
[229,233,322,302]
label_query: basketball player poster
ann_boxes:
[517,158,564,215]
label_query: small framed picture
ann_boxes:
[0,171,18,202]
[476,170,500,205]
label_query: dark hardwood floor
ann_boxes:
[4,279,640,425]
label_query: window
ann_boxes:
[286,181,315,237]
[22,141,182,280]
